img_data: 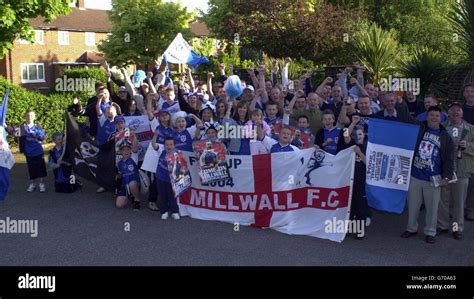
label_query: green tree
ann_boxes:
[352,23,399,85]
[0,0,71,56]
[98,0,194,70]
[202,0,363,65]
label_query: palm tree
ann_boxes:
[399,48,450,98]
[449,0,474,83]
[352,22,399,85]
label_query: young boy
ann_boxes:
[22,109,47,192]
[292,115,315,148]
[151,134,180,220]
[116,142,141,210]
[48,132,81,193]
[264,102,282,126]
[315,110,345,155]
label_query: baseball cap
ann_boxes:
[118,86,127,93]
[448,101,463,109]
[114,115,125,124]
[52,132,63,141]
[244,85,255,92]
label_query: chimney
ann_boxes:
[77,0,86,10]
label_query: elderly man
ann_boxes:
[437,102,474,240]
[374,92,417,124]
[401,106,455,244]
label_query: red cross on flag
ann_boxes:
[179,146,356,242]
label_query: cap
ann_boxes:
[118,86,127,93]
[448,101,463,109]
[52,132,63,141]
[114,115,125,124]
[119,141,132,149]
[244,85,255,92]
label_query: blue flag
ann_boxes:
[164,33,209,69]
[365,118,420,214]
[0,89,15,201]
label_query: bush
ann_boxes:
[0,76,71,143]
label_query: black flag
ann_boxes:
[65,112,115,191]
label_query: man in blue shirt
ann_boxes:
[401,106,455,244]
[416,95,448,122]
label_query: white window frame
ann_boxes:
[20,63,46,83]
[34,30,44,45]
[58,31,70,45]
[85,32,95,46]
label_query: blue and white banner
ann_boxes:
[164,33,209,68]
[0,89,14,201]
[366,118,420,214]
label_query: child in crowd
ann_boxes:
[48,132,81,193]
[344,115,371,238]
[315,109,345,155]
[22,109,47,192]
[171,111,203,152]
[151,134,180,220]
[116,142,141,210]
[264,102,282,126]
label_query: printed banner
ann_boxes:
[167,150,192,197]
[124,115,153,161]
[192,140,230,184]
[177,147,355,242]
[366,118,420,214]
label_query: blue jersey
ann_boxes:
[118,156,140,185]
[155,150,171,182]
[271,143,297,153]
[97,115,116,145]
[173,127,195,152]
[323,127,341,155]
[155,124,173,145]
[412,127,442,182]
[265,117,281,126]
[24,124,44,157]
[50,147,67,183]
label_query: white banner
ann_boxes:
[174,147,355,242]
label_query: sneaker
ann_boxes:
[26,183,36,192]
[133,201,140,211]
[96,187,106,193]
[39,183,46,193]
[161,213,169,220]
[171,213,180,220]
[148,202,159,211]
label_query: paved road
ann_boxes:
[1,158,473,266]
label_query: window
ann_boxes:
[34,30,44,45]
[85,32,95,46]
[21,63,45,83]
[58,31,70,45]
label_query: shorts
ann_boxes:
[117,178,140,197]
[26,154,47,180]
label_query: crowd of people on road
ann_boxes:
[10,58,474,243]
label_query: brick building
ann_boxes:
[0,0,212,93]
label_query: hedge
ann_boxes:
[0,76,71,143]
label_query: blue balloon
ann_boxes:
[224,75,243,98]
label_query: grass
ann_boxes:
[11,143,55,163]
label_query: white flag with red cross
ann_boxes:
[179,146,356,242]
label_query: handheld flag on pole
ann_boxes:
[164,33,209,69]
[0,89,15,201]
[365,118,420,214]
